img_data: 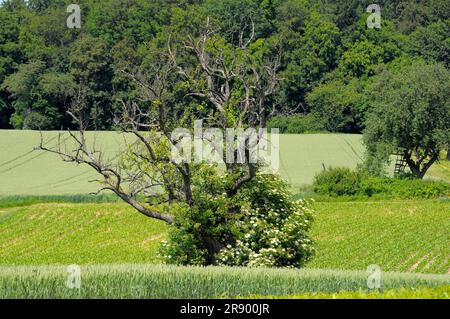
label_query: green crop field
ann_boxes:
[309,200,450,274]
[0,130,126,196]
[0,130,450,197]
[0,130,449,298]
[1,200,448,275]
[0,264,448,299]
[1,130,448,196]
[0,130,365,195]
[0,203,166,265]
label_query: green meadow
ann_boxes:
[0,130,365,195]
[0,130,449,298]
[2,130,448,196]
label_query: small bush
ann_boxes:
[313,167,361,196]
[267,114,326,134]
[313,168,450,199]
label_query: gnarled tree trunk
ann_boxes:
[403,150,439,179]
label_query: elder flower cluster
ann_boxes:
[218,174,315,268]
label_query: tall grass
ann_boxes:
[0,264,449,299]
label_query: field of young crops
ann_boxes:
[0,130,365,195]
[310,200,450,274]
[1,200,449,275]
[1,130,449,299]
[0,203,166,265]
[0,264,448,299]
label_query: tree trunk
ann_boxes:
[447,148,450,161]
[403,151,438,179]
[201,234,225,265]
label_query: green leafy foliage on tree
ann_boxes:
[0,0,448,132]
[408,20,450,66]
[306,78,366,132]
[363,61,450,178]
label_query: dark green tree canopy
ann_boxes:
[363,61,450,178]
[0,0,449,131]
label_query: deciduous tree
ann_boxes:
[363,62,450,178]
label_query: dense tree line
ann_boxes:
[0,0,448,132]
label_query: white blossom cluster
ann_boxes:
[218,175,315,268]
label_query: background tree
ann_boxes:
[1,0,448,132]
[84,0,167,47]
[306,78,365,133]
[2,59,76,129]
[68,35,113,129]
[408,20,450,67]
[363,61,450,178]
[279,11,341,111]
[0,3,24,128]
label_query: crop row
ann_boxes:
[0,264,449,299]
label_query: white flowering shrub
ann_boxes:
[217,174,315,268]
[159,165,315,267]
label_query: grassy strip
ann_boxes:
[296,190,450,202]
[245,286,450,299]
[0,194,120,209]
[0,265,449,299]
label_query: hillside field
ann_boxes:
[0,130,449,298]
[1,200,448,275]
[2,130,449,197]
[0,130,364,195]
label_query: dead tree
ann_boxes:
[168,18,282,195]
[39,19,283,263]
